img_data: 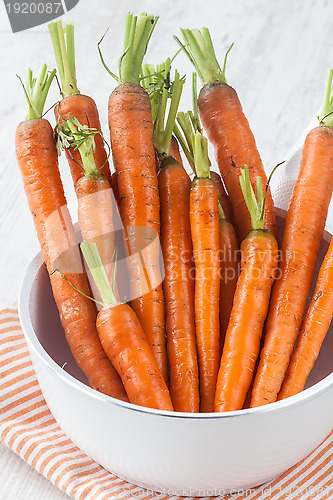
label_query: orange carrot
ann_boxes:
[210,171,233,224]
[16,66,127,401]
[214,167,278,412]
[251,70,333,407]
[56,117,117,302]
[101,13,168,382]
[143,60,199,412]
[278,235,333,399]
[159,160,199,411]
[218,204,240,351]
[81,242,173,411]
[176,28,278,243]
[49,21,112,187]
[191,173,220,412]
[175,97,220,412]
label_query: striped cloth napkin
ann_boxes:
[1,307,333,500]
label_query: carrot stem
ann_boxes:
[80,241,117,307]
[100,12,158,85]
[239,166,265,231]
[175,28,231,86]
[174,112,196,172]
[176,110,210,178]
[143,58,184,156]
[319,69,333,127]
[141,63,161,121]
[57,116,99,175]
[48,20,79,97]
[18,64,56,121]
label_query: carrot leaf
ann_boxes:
[18,64,56,121]
[175,27,233,86]
[80,241,117,307]
[52,268,104,307]
[239,166,265,231]
[319,69,333,128]
[49,20,79,97]
[56,115,101,176]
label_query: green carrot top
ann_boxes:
[49,20,79,97]
[141,58,184,157]
[174,27,233,87]
[173,73,210,178]
[319,68,333,128]
[18,64,56,121]
[81,241,117,308]
[56,116,102,175]
[239,166,265,231]
[99,12,158,86]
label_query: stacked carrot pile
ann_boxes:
[15,13,333,413]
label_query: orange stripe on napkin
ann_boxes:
[1,308,333,499]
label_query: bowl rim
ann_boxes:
[19,247,333,420]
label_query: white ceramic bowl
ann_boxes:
[18,209,333,496]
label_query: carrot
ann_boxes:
[100,13,168,382]
[210,171,233,224]
[48,21,112,187]
[214,167,278,412]
[16,65,127,401]
[143,60,199,412]
[251,70,333,407]
[278,235,333,400]
[176,105,220,412]
[111,171,121,209]
[176,76,239,360]
[56,116,117,305]
[218,203,240,351]
[190,167,220,413]
[175,28,278,243]
[80,242,173,411]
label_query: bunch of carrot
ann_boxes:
[15,13,333,413]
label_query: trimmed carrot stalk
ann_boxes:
[81,242,173,411]
[176,28,278,243]
[251,71,333,407]
[169,135,183,166]
[210,171,233,224]
[49,21,112,187]
[214,167,278,412]
[102,13,168,382]
[218,204,240,351]
[16,66,127,401]
[278,235,333,399]
[175,96,220,412]
[144,60,199,412]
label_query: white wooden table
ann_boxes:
[0,0,332,497]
